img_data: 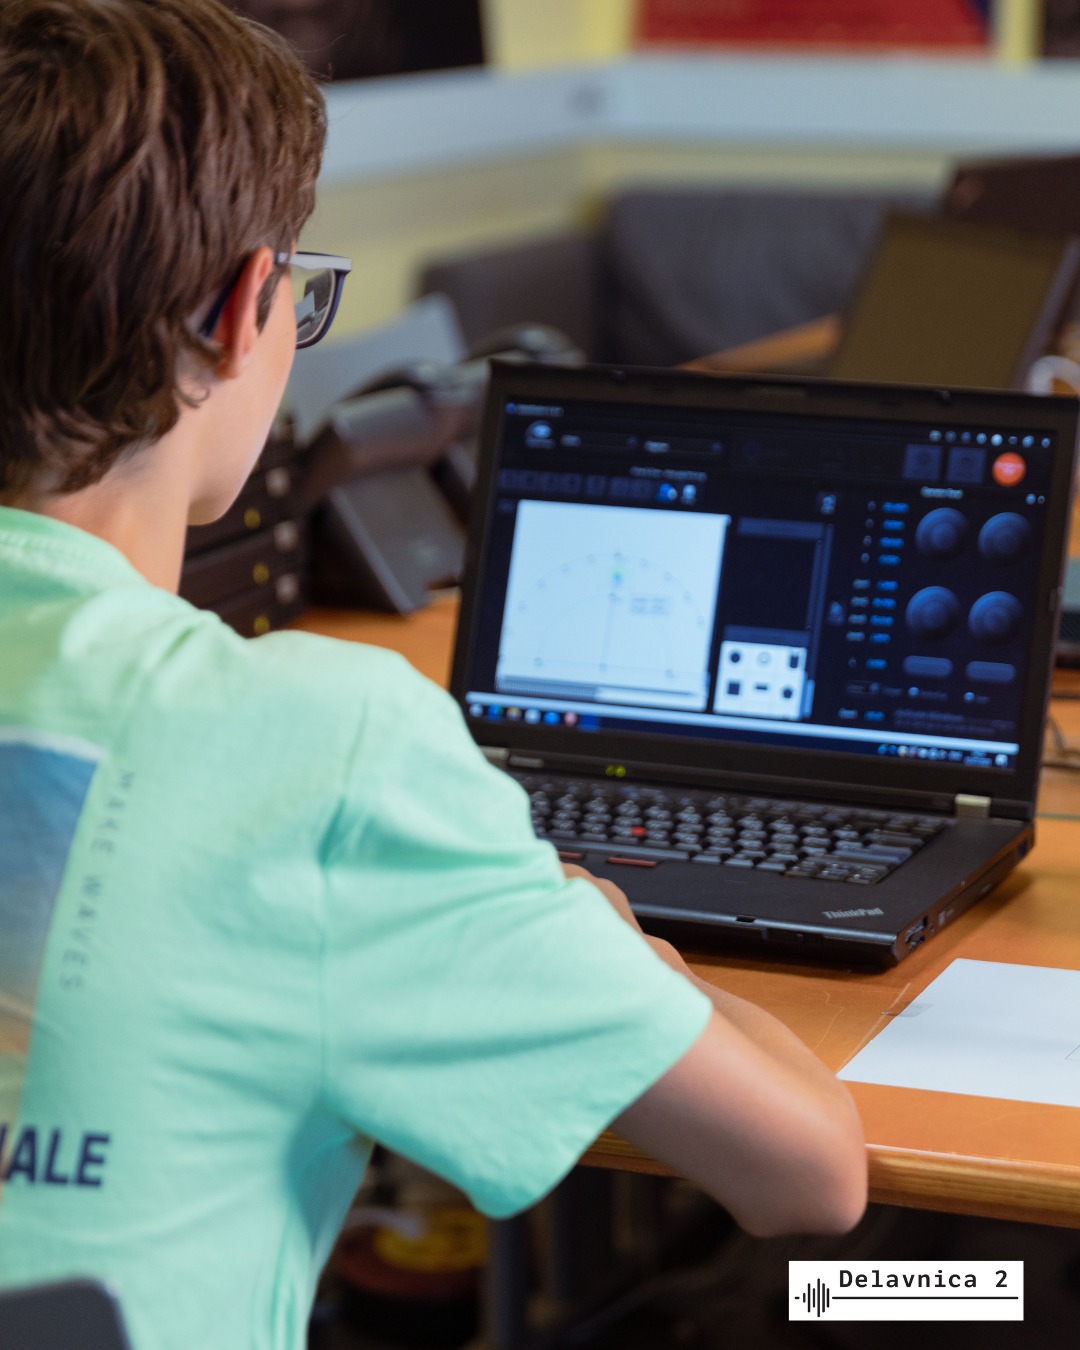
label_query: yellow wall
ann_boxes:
[483,0,633,68]
[996,0,1042,63]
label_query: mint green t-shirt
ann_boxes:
[0,507,711,1350]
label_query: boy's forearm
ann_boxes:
[647,937,849,1091]
[632,935,867,1236]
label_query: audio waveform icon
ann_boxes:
[799,1279,831,1317]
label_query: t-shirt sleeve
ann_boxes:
[319,658,712,1218]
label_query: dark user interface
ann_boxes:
[462,397,1054,771]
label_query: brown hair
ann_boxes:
[0,0,327,495]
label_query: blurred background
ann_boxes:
[223,0,1058,343]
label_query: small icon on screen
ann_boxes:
[992,452,1026,488]
[525,421,555,449]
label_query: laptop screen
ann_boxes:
[828,212,1080,390]
[459,382,1061,777]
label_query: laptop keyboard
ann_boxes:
[514,775,948,885]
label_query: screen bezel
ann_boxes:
[450,362,1079,816]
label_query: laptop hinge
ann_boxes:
[482,746,511,769]
[954,793,991,819]
[507,754,546,769]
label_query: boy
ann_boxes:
[0,3,866,1347]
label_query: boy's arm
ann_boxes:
[564,867,868,1239]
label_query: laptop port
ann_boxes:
[735,915,756,924]
[903,917,928,946]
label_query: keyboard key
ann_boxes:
[596,844,691,862]
[834,843,912,864]
[867,832,924,849]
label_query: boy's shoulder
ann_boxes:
[140,594,443,738]
[48,576,453,781]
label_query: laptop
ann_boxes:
[943,152,1080,238]
[828,211,1080,390]
[450,362,1079,966]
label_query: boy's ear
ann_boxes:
[210,247,278,379]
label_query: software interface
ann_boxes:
[464,397,1055,771]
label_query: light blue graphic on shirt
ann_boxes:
[0,732,100,1101]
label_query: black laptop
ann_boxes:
[944,152,1080,238]
[449,363,1079,966]
[828,211,1080,391]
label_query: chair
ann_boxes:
[0,1279,133,1350]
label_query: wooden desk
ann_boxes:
[298,597,1080,1229]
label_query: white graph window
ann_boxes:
[495,500,728,712]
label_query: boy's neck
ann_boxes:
[19,429,197,593]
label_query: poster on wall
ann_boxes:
[228,0,486,82]
[636,0,993,51]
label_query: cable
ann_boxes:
[1026,355,1080,396]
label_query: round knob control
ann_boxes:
[916,507,968,560]
[968,592,1023,645]
[978,512,1031,565]
[906,586,961,640]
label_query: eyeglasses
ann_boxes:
[199,250,353,350]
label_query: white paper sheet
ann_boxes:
[839,958,1080,1108]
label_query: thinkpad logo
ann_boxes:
[822,907,885,920]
